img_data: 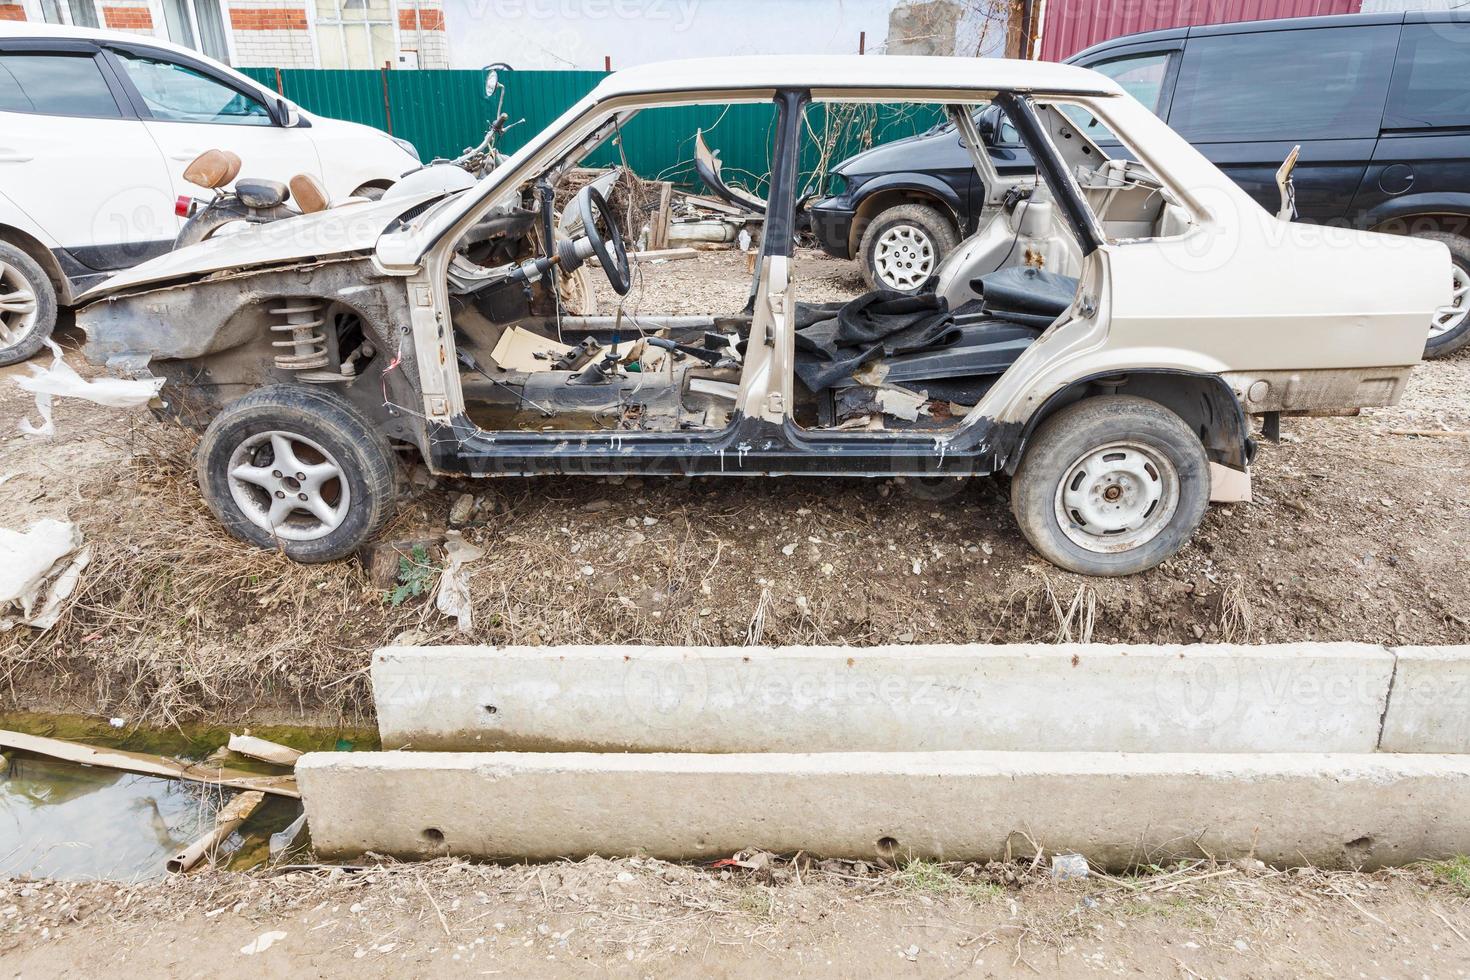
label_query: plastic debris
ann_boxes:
[14,341,164,438]
[434,530,485,632]
[239,930,288,955]
[0,518,89,631]
[228,732,303,767]
[1050,853,1090,880]
[270,812,309,858]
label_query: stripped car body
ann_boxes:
[76,56,1447,574]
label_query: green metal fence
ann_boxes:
[241,67,945,192]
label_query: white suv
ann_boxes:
[0,23,421,365]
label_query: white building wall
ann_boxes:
[440,0,1005,70]
[229,25,316,67]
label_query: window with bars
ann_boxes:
[38,0,99,29]
[159,0,232,65]
[315,0,395,70]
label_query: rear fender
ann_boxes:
[1002,370,1251,473]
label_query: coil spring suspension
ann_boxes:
[270,302,329,371]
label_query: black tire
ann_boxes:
[351,183,388,201]
[1418,231,1470,359]
[0,239,58,367]
[857,202,958,294]
[1011,395,1210,577]
[197,385,397,562]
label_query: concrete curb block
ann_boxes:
[297,750,1470,868]
[372,643,1403,754]
[1381,646,1470,753]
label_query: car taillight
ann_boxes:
[175,195,195,218]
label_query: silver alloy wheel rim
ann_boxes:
[227,430,351,542]
[873,224,935,291]
[1430,264,1470,340]
[1053,441,1180,554]
[0,258,39,350]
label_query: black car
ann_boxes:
[806,108,1033,293]
[809,10,1470,357]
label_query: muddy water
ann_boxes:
[1,713,376,881]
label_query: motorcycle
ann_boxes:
[172,64,523,250]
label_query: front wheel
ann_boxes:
[1011,396,1210,576]
[0,240,58,367]
[197,385,397,562]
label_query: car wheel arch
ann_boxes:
[848,179,962,256]
[0,224,70,305]
[1365,202,1470,239]
[1001,370,1250,475]
[350,180,393,200]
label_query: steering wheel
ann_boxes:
[576,186,632,296]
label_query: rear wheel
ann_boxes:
[1011,396,1210,576]
[0,240,58,367]
[858,203,957,294]
[1420,231,1470,358]
[197,385,397,562]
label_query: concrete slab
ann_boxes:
[371,643,1395,754]
[297,750,1470,869]
[1380,647,1470,753]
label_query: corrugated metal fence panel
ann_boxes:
[495,69,606,159]
[237,68,950,189]
[384,69,495,161]
[1039,0,1363,62]
[285,69,391,133]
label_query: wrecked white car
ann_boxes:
[76,57,1446,576]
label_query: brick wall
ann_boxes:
[227,0,316,68]
[231,28,315,67]
[396,0,449,69]
[0,4,27,21]
[101,1,156,33]
[396,6,443,30]
[230,6,307,29]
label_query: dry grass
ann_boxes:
[0,423,423,724]
[995,575,1098,644]
[1218,579,1256,642]
[1,319,1466,721]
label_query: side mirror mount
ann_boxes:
[1276,144,1300,222]
[976,104,999,145]
[272,97,300,128]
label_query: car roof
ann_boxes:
[0,21,273,94]
[589,55,1125,100]
[1,21,200,56]
[1065,9,1470,63]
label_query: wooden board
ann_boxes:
[651,181,673,250]
[0,730,300,798]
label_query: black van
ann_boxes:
[808,11,1470,357]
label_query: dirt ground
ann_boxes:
[1,248,1468,723]
[3,249,1470,976]
[4,856,1470,977]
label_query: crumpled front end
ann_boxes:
[77,257,425,447]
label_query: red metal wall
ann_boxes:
[1039,0,1364,62]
